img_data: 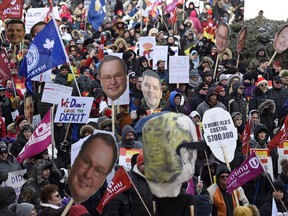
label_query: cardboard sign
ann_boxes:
[152,46,168,70]
[236,26,247,54]
[250,148,273,179]
[169,56,189,84]
[54,97,93,123]
[202,108,237,162]
[3,169,27,200]
[277,140,288,174]
[139,36,156,60]
[31,70,52,82]
[118,148,142,170]
[42,82,73,104]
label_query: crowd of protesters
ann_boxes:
[1,0,288,215]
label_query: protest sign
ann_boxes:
[25,7,60,34]
[139,36,156,60]
[277,141,288,174]
[251,148,273,178]
[202,107,237,162]
[152,46,168,70]
[42,82,73,105]
[31,70,52,82]
[54,97,93,123]
[3,169,26,199]
[118,148,142,170]
[109,52,123,58]
[169,56,189,84]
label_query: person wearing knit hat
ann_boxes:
[218,73,228,85]
[0,141,21,173]
[72,65,92,96]
[69,204,91,216]
[190,82,208,110]
[242,72,256,99]
[255,75,268,87]
[215,85,226,102]
[14,115,28,130]
[8,203,37,216]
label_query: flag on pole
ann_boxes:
[88,0,106,31]
[44,1,53,22]
[268,115,288,151]
[0,0,23,21]
[96,166,133,214]
[18,19,66,92]
[241,115,252,156]
[164,0,178,14]
[226,152,264,194]
[0,49,12,83]
[17,109,52,164]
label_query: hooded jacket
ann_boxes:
[117,125,142,149]
[0,187,17,216]
[249,123,269,149]
[162,91,186,113]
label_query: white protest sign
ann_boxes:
[152,46,168,70]
[169,56,189,84]
[70,129,115,165]
[202,107,237,163]
[54,97,93,123]
[109,52,123,59]
[108,78,129,106]
[3,169,27,200]
[118,148,142,170]
[25,7,60,34]
[42,82,73,104]
[32,70,52,82]
[32,114,41,128]
[139,36,156,60]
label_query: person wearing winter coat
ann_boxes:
[248,45,269,70]
[0,173,17,216]
[71,66,92,96]
[0,141,21,174]
[162,91,187,114]
[257,99,276,138]
[117,125,142,150]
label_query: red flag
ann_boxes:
[267,115,288,151]
[168,9,177,24]
[17,109,51,164]
[241,116,252,156]
[96,166,133,214]
[0,0,23,21]
[0,50,12,83]
[97,35,105,61]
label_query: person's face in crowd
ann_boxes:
[19,119,28,129]
[42,151,49,160]
[83,68,91,78]
[237,87,244,95]
[273,190,284,201]
[60,68,69,76]
[260,61,268,70]
[105,22,112,28]
[142,75,162,109]
[70,47,77,56]
[234,118,243,127]
[42,168,51,179]
[222,53,228,60]
[199,86,208,95]
[219,88,226,96]
[125,132,135,140]
[161,81,167,91]
[0,89,5,98]
[157,62,165,72]
[167,37,175,45]
[258,50,265,57]
[24,96,34,124]
[68,138,114,203]
[174,96,181,106]
[123,31,130,39]
[251,113,259,123]
[237,27,247,53]
[191,52,198,60]
[6,80,13,90]
[6,23,25,46]
[158,32,164,40]
[216,24,229,54]
[32,23,46,38]
[205,75,213,83]
[274,26,288,53]
[282,76,288,85]
[258,82,268,93]
[99,60,127,101]
[193,115,200,124]
[29,209,37,216]
[129,29,135,37]
[0,149,8,161]
[219,173,229,189]
[230,78,240,87]
[190,75,198,81]
[136,77,142,90]
[49,191,62,206]
[208,95,218,105]
[273,63,282,73]
[257,131,267,141]
[273,80,282,89]
[23,129,32,140]
[141,60,148,68]
[220,79,228,86]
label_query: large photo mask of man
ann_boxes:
[68,133,118,203]
[24,91,35,124]
[98,55,127,101]
[6,19,26,46]
[142,112,206,198]
[274,24,288,54]
[215,21,230,54]
[236,26,247,55]
[141,70,162,109]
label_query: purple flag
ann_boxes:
[226,152,264,194]
[17,110,51,164]
[164,0,178,14]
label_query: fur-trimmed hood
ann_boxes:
[7,122,17,134]
[257,99,276,115]
[80,125,95,137]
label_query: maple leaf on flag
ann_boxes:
[43,39,55,50]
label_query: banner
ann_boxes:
[139,37,156,60]
[54,97,93,123]
[268,115,288,151]
[164,0,178,14]
[169,56,189,84]
[17,110,51,164]
[3,169,26,200]
[152,46,168,70]
[96,166,133,214]
[0,0,23,21]
[226,152,264,194]
[88,0,106,31]
[19,19,66,92]
[0,49,11,83]
[118,148,142,170]
[41,82,73,105]
[241,116,252,156]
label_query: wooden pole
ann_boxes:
[213,54,220,81]
[190,205,194,216]
[268,51,277,66]
[112,100,115,133]
[204,151,213,185]
[236,54,240,68]
[60,198,74,216]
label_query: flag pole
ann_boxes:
[124,168,152,216]
[50,105,55,168]
[60,198,74,216]
[112,100,115,133]
[51,17,82,96]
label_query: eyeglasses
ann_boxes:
[70,49,76,52]
[84,69,91,73]
[220,90,225,92]
[220,174,229,179]
[201,88,208,91]
[79,155,108,177]
[100,73,125,82]
[259,83,268,87]
[0,151,8,154]
[275,81,282,84]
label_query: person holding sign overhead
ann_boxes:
[215,22,230,54]
[68,133,117,203]
[98,56,127,101]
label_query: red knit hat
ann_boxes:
[15,115,27,129]
[256,75,268,87]
[137,152,144,168]
[215,86,224,93]
[69,204,89,216]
